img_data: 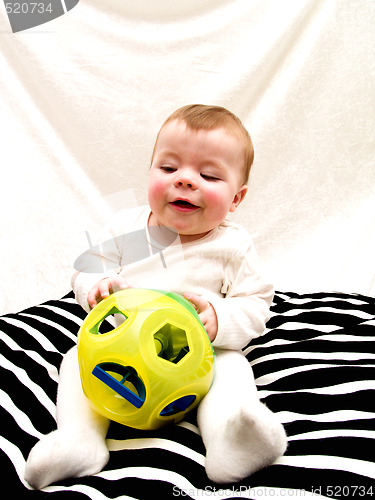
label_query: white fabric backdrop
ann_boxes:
[1,0,374,314]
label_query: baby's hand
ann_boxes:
[184,293,218,343]
[87,276,130,309]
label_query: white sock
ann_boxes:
[202,402,287,483]
[24,347,110,489]
[198,349,287,483]
[24,426,109,489]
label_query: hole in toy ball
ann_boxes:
[153,323,190,364]
[93,363,146,408]
[90,307,128,335]
[160,395,196,416]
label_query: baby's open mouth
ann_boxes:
[170,200,199,211]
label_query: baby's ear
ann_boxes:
[229,185,247,213]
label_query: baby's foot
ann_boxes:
[204,403,287,483]
[24,428,109,489]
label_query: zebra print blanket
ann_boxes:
[0,291,374,499]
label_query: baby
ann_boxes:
[25,104,287,489]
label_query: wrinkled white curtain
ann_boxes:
[1,0,374,313]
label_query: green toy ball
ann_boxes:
[77,288,215,430]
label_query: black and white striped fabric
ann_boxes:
[0,291,374,499]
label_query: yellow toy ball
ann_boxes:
[77,288,215,430]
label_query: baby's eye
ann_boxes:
[201,173,220,181]
[160,165,176,173]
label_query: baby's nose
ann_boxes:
[174,173,197,189]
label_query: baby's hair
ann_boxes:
[152,104,254,184]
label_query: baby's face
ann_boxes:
[148,120,247,242]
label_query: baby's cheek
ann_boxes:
[148,178,165,204]
[205,189,230,216]
[204,187,220,203]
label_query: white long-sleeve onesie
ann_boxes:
[72,205,274,351]
[25,206,286,488]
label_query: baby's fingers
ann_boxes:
[184,293,209,313]
[98,278,112,299]
[87,278,112,309]
[87,286,103,309]
[111,276,131,293]
[88,276,131,309]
